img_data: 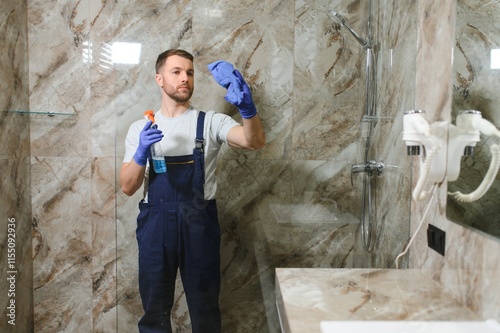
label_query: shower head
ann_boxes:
[330,11,347,25]
[329,10,370,49]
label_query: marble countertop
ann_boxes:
[275,268,479,333]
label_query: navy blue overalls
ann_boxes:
[136,111,221,333]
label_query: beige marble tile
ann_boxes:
[482,236,500,319]
[276,268,478,333]
[0,158,33,333]
[91,157,117,332]
[31,156,93,332]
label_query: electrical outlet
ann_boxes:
[427,224,446,256]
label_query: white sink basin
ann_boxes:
[320,320,500,333]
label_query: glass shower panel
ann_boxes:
[0,0,33,332]
[349,0,417,268]
[114,0,417,332]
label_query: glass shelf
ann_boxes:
[4,110,75,117]
[361,115,393,123]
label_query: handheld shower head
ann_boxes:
[329,10,370,49]
[330,10,346,25]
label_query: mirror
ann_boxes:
[447,0,500,238]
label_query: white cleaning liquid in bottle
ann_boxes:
[144,110,167,173]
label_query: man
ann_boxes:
[119,49,265,333]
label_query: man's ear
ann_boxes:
[155,74,163,87]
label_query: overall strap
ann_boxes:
[195,111,206,152]
[192,111,206,197]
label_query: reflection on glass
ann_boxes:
[82,41,142,67]
[491,49,500,69]
[112,42,142,64]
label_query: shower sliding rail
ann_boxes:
[332,0,380,252]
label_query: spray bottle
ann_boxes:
[144,110,167,173]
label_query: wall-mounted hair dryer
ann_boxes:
[448,110,500,202]
[402,109,500,202]
[402,110,448,201]
[396,109,500,269]
[403,110,500,202]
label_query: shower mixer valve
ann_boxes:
[402,109,500,202]
[351,160,384,186]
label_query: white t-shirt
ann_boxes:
[123,108,240,200]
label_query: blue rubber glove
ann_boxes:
[132,120,164,166]
[233,69,257,119]
[208,61,257,119]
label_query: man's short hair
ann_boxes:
[155,49,194,74]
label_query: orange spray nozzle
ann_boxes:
[144,110,155,123]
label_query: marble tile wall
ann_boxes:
[0,0,33,332]
[17,0,499,332]
[411,0,500,322]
